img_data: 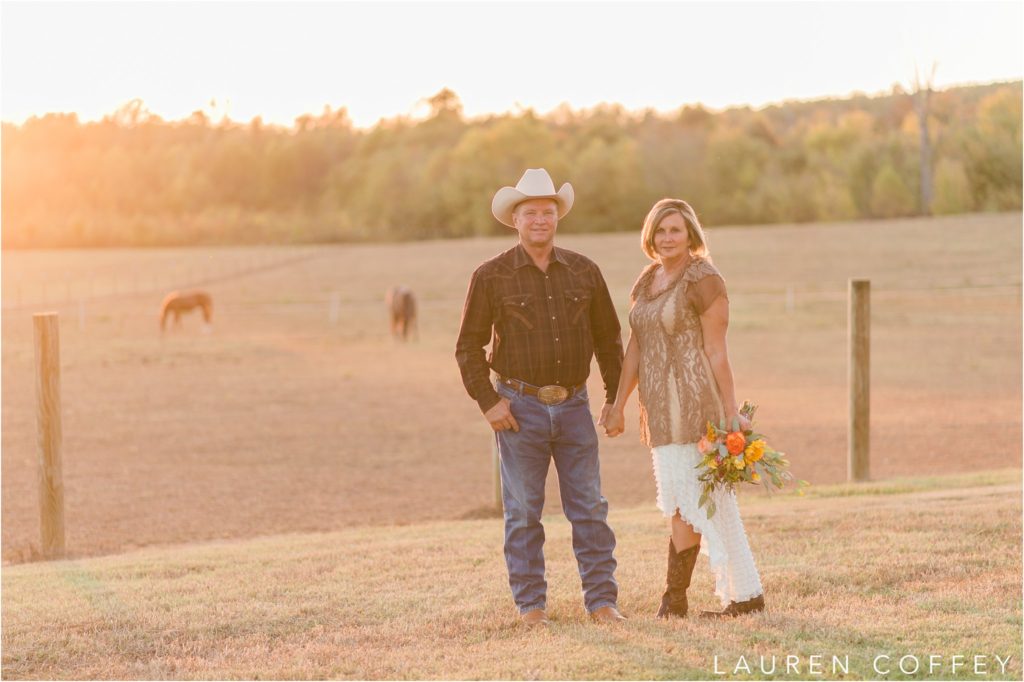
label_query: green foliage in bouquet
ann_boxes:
[695,401,808,519]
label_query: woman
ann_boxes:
[602,198,765,619]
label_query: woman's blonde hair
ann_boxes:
[640,198,710,261]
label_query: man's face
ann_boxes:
[512,199,559,248]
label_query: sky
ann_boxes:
[2,1,1021,129]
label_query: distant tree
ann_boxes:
[106,98,158,126]
[572,136,646,232]
[425,88,463,120]
[932,158,974,215]
[677,104,714,129]
[870,163,916,218]
[964,88,1023,210]
[704,126,771,224]
[441,114,565,237]
[1,82,1020,248]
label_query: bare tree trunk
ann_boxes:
[913,64,937,216]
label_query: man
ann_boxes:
[455,168,626,627]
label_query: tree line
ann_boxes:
[2,81,1020,248]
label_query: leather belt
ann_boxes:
[497,375,585,405]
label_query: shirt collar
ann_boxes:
[511,243,569,270]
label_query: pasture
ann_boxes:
[1,472,1020,679]
[1,213,1021,564]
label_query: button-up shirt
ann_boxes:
[456,243,624,413]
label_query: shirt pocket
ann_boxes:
[563,288,592,325]
[501,293,535,330]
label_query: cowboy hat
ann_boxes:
[491,168,574,227]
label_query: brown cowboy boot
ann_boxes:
[656,539,700,618]
[700,594,765,618]
[520,609,550,628]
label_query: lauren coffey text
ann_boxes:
[712,654,1014,677]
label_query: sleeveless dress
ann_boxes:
[628,256,764,607]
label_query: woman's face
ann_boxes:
[653,212,690,260]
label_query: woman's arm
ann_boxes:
[700,296,751,431]
[614,331,641,409]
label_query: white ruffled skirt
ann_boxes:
[652,442,764,606]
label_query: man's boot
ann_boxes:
[656,539,700,618]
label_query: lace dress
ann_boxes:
[628,257,763,606]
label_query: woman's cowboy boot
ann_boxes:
[700,594,765,618]
[656,539,700,618]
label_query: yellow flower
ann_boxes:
[707,458,718,469]
[733,456,745,470]
[706,421,717,441]
[751,472,761,482]
[744,439,766,463]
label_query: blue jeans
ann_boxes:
[495,380,619,614]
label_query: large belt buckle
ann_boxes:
[537,385,569,405]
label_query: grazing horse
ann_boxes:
[385,286,418,341]
[160,290,213,333]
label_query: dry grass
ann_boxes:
[2,471,1020,680]
[1,213,1021,564]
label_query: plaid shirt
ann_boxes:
[456,243,624,413]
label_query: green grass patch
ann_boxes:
[776,468,1021,500]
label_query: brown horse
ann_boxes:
[160,290,213,333]
[385,286,417,341]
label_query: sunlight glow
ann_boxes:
[2,1,1021,128]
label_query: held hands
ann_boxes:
[484,397,519,432]
[600,403,625,438]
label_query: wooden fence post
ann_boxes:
[848,279,870,482]
[33,313,66,559]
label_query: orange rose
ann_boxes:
[726,431,746,455]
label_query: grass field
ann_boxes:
[1,471,1020,680]
[1,213,1021,564]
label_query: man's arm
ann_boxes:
[455,268,502,414]
[589,265,624,408]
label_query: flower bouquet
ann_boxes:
[695,401,806,518]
